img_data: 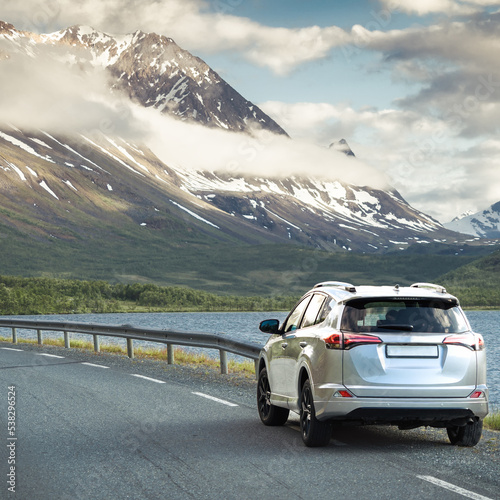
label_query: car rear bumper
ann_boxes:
[314,390,489,424]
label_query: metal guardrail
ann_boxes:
[0,319,263,374]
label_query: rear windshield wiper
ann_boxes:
[378,324,414,331]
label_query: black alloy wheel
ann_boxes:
[257,368,289,426]
[299,379,332,447]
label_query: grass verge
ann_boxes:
[484,411,500,431]
[0,336,256,377]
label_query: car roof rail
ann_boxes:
[411,282,447,293]
[314,281,356,293]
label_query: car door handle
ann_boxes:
[299,341,307,348]
[281,343,288,349]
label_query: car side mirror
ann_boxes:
[259,319,280,334]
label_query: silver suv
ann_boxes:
[257,282,488,447]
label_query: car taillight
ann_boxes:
[324,333,342,348]
[325,332,382,350]
[333,390,353,398]
[443,333,485,351]
[476,334,485,350]
[469,390,484,398]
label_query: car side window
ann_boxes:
[283,296,312,333]
[300,294,327,329]
[316,298,335,325]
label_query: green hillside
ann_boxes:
[0,216,484,297]
[440,249,500,307]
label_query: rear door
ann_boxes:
[340,299,479,398]
[276,293,327,400]
[268,295,312,399]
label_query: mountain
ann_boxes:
[444,203,500,238]
[0,124,470,254]
[329,139,355,157]
[0,22,287,136]
[0,21,495,290]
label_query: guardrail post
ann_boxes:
[127,338,134,359]
[64,331,70,348]
[37,329,43,345]
[167,344,174,365]
[93,335,100,353]
[12,328,17,344]
[220,349,228,375]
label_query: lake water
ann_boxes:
[0,310,498,408]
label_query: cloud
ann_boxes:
[0,40,143,138]
[0,0,350,75]
[378,0,500,16]
[137,105,390,190]
[260,101,425,146]
[260,99,500,221]
[346,15,500,139]
[361,16,500,70]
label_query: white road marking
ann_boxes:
[82,362,110,369]
[131,374,166,384]
[36,353,65,358]
[417,475,494,500]
[192,391,238,407]
[1,348,23,351]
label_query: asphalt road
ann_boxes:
[0,342,498,500]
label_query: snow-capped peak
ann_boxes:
[444,202,500,238]
[450,210,474,222]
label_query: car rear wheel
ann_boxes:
[299,379,332,447]
[257,368,289,426]
[447,419,483,447]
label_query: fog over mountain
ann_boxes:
[0,21,388,188]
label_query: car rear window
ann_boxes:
[340,298,469,334]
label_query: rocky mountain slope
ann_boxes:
[0,125,470,254]
[444,203,500,238]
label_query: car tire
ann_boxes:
[447,419,483,447]
[257,368,289,426]
[299,379,332,447]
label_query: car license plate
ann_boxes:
[386,344,438,358]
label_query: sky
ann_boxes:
[2,0,500,222]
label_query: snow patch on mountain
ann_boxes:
[39,180,59,199]
[179,170,440,234]
[0,131,55,163]
[169,199,220,229]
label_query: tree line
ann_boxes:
[0,276,298,315]
[0,274,497,316]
